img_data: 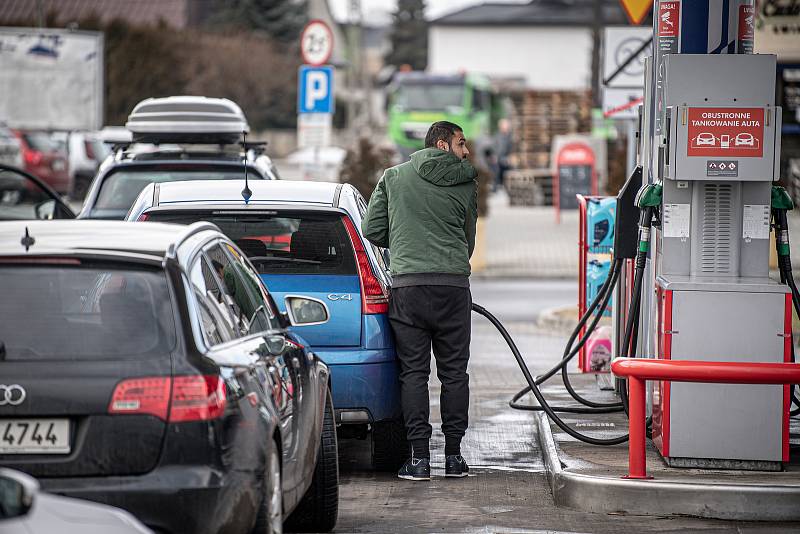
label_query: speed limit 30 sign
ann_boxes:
[301,20,334,66]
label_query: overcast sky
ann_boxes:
[327,0,530,25]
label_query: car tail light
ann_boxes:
[168,375,227,423]
[108,377,171,420]
[23,150,42,166]
[342,215,388,314]
[137,213,150,221]
[108,375,226,422]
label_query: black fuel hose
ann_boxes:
[616,208,655,440]
[489,200,800,447]
[508,258,624,412]
[621,207,653,363]
[472,302,629,445]
[558,261,625,409]
[772,208,800,416]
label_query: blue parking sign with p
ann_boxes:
[298,66,333,114]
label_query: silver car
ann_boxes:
[0,468,151,534]
[0,124,22,168]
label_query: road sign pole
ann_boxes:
[298,20,335,180]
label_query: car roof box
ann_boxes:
[125,96,249,144]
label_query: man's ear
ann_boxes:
[436,139,449,152]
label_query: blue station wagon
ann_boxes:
[127,180,408,469]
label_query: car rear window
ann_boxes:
[0,264,176,361]
[148,210,358,275]
[94,167,259,211]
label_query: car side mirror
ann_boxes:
[284,296,329,326]
[0,468,37,520]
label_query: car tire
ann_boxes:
[371,418,409,471]
[253,441,283,534]
[284,389,338,533]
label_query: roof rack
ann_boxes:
[126,96,249,145]
[115,140,269,162]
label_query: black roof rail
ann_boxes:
[119,142,268,160]
[243,141,268,155]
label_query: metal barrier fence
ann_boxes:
[611,358,800,479]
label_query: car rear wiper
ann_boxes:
[248,256,321,265]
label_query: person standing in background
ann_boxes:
[493,118,513,192]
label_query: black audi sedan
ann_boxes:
[0,220,338,534]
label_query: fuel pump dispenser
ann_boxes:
[648,53,788,469]
[472,0,800,474]
[473,5,800,480]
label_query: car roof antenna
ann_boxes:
[20,226,35,252]
[241,130,252,205]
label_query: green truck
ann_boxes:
[387,72,499,159]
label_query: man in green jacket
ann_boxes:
[362,121,478,481]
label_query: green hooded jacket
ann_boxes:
[362,148,478,286]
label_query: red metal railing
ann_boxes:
[611,358,800,479]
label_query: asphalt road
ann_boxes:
[470,279,577,324]
[334,278,795,533]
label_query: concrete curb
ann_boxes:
[534,412,800,521]
[535,305,578,335]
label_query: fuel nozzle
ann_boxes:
[633,184,662,268]
[772,186,794,264]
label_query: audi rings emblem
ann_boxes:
[0,385,26,406]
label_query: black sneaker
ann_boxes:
[397,457,431,481]
[445,455,469,478]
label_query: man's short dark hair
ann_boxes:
[424,121,463,149]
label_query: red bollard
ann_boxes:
[623,376,651,479]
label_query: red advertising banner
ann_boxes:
[686,107,764,158]
[738,5,755,41]
[658,1,680,37]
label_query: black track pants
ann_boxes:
[388,285,471,443]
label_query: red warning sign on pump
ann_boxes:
[658,2,679,37]
[686,107,764,158]
[738,5,755,41]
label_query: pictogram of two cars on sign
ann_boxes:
[692,132,758,150]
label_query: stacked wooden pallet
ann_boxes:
[505,168,553,207]
[509,90,592,174]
